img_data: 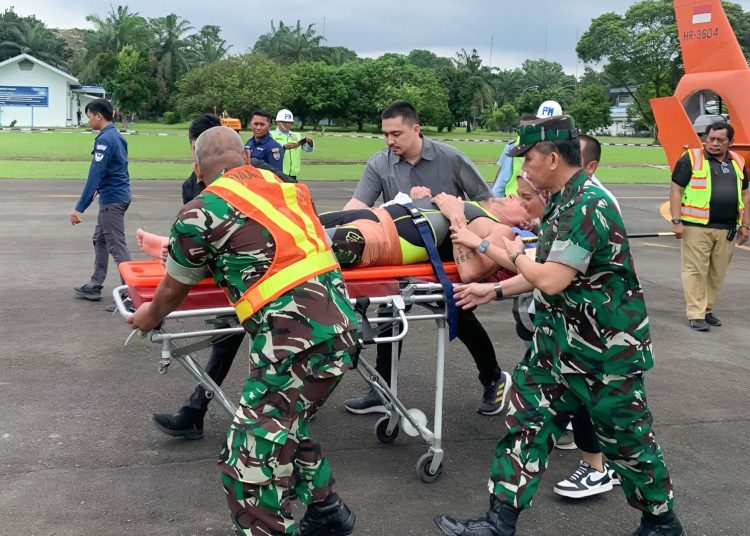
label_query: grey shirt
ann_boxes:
[353,137,491,205]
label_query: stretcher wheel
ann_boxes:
[416,453,442,483]
[375,416,399,444]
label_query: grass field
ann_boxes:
[0,126,669,183]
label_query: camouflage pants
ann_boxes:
[218,342,354,535]
[489,363,675,515]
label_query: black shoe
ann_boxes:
[477,371,512,416]
[434,497,518,536]
[105,290,134,313]
[295,493,356,536]
[343,389,386,415]
[151,406,204,440]
[688,319,710,331]
[73,283,102,301]
[704,312,722,326]
[633,513,686,536]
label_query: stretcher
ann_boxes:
[115,260,514,483]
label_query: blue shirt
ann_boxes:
[75,123,131,212]
[244,133,284,172]
[490,140,516,198]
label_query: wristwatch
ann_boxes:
[476,239,490,254]
[671,218,682,224]
[510,251,523,265]
[494,283,503,299]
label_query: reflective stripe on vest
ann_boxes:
[681,148,745,224]
[205,166,339,323]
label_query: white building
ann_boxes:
[0,53,105,128]
[605,87,637,136]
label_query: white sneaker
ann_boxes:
[608,465,621,486]
[553,460,614,498]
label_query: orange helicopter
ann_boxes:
[651,0,750,170]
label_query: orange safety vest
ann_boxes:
[681,148,745,224]
[205,165,340,323]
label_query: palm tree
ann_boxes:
[187,25,230,66]
[253,20,326,64]
[150,13,193,89]
[0,19,69,66]
[453,48,494,131]
[492,69,524,106]
[85,5,152,54]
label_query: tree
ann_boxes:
[568,84,612,133]
[321,46,358,66]
[287,61,349,128]
[186,25,230,66]
[577,1,681,132]
[253,20,326,64]
[453,48,494,131]
[480,103,519,131]
[492,69,524,106]
[174,54,290,127]
[107,45,159,116]
[150,13,193,91]
[0,8,70,67]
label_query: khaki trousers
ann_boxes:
[681,225,735,319]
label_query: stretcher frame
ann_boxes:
[114,261,459,483]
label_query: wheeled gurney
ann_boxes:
[115,260,514,483]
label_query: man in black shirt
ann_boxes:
[669,122,750,331]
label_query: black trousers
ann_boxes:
[186,331,245,413]
[571,406,601,454]
[375,307,500,387]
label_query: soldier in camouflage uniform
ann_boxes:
[435,116,685,536]
[129,126,359,536]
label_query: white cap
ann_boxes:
[536,100,563,118]
[275,109,294,122]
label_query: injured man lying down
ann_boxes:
[136,188,532,284]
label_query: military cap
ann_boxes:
[508,115,579,157]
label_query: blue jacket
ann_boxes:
[75,123,131,212]
[244,133,284,172]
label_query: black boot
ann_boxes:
[633,512,686,536]
[295,492,356,536]
[434,496,519,536]
[151,406,204,440]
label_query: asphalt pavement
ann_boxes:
[1,180,749,536]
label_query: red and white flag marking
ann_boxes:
[692,5,712,24]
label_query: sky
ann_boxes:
[10,0,750,74]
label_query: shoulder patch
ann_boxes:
[94,152,105,162]
[96,144,107,151]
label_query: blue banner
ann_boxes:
[0,86,49,107]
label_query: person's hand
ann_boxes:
[737,225,749,245]
[70,211,82,225]
[454,283,495,309]
[502,236,525,258]
[303,137,313,145]
[127,302,161,332]
[432,193,465,224]
[409,186,432,199]
[284,142,299,150]
[672,222,684,239]
[450,224,482,249]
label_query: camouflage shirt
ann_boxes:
[166,189,359,375]
[528,170,653,376]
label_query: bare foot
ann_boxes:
[136,228,169,261]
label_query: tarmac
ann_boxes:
[1,179,749,536]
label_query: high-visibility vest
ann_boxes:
[503,136,525,197]
[271,130,303,176]
[205,165,339,323]
[681,148,745,224]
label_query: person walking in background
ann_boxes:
[71,98,132,309]
[243,109,285,172]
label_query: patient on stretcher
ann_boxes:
[319,190,531,282]
[136,188,533,283]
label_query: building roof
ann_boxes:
[0,53,78,84]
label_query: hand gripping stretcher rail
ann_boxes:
[114,260,516,483]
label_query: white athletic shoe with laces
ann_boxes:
[553,460,614,498]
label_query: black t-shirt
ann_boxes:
[672,151,749,229]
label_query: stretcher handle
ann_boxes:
[112,285,133,319]
[367,310,409,345]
